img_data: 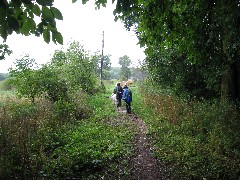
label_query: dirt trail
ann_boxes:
[117,106,172,180]
[130,115,160,179]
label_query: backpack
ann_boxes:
[116,86,122,99]
[126,88,132,103]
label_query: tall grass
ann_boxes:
[0,87,135,179]
[0,94,52,178]
[133,83,240,179]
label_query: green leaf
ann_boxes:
[42,6,54,22]
[52,31,63,45]
[0,7,6,25]
[0,21,7,41]
[12,0,22,8]
[50,7,63,20]
[37,22,44,34]
[82,0,88,4]
[36,0,53,6]
[47,23,57,32]
[43,28,50,43]
[22,0,32,4]
[28,18,36,30]
[49,19,56,28]
[72,0,78,3]
[7,16,19,31]
[33,4,41,16]
[20,19,30,35]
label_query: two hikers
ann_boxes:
[113,82,132,114]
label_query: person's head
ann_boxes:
[123,85,128,89]
[117,82,120,86]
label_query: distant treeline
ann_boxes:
[0,73,8,81]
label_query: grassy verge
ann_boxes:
[132,83,240,179]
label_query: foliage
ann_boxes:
[0,97,42,179]
[9,41,100,103]
[0,0,109,59]
[0,0,63,44]
[9,55,41,102]
[0,0,112,64]
[63,41,98,94]
[146,55,220,99]
[113,0,240,100]
[133,83,240,179]
[0,78,14,91]
[0,83,135,179]
[8,55,68,103]
[39,64,68,102]
[43,118,133,178]
[0,44,12,60]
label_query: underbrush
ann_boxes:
[133,84,240,179]
[0,89,135,179]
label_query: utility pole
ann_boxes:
[100,31,104,84]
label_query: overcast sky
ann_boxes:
[0,0,145,73]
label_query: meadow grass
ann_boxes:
[133,83,240,179]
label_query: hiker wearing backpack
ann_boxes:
[122,85,132,114]
[113,82,124,110]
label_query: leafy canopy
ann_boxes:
[113,0,240,99]
[0,0,109,44]
[0,0,63,44]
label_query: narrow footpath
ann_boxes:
[130,114,160,179]
[118,107,172,180]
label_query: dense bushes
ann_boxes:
[133,83,240,179]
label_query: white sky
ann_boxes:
[0,0,145,73]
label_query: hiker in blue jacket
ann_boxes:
[122,85,132,114]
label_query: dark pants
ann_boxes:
[116,94,122,107]
[126,102,131,114]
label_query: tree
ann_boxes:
[50,49,68,67]
[8,54,69,103]
[9,55,41,102]
[65,41,97,93]
[113,0,240,101]
[91,53,112,80]
[38,64,68,102]
[118,55,131,80]
[8,41,99,103]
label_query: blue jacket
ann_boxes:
[122,87,132,103]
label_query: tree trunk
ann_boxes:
[221,61,240,101]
